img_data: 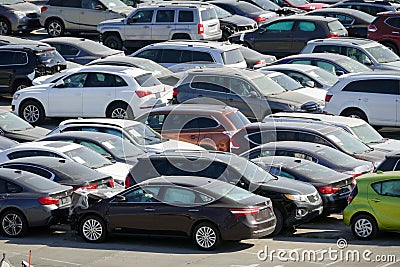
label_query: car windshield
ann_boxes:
[315,147,359,165]
[213,4,232,18]
[252,0,280,10]
[305,68,339,86]
[135,74,161,87]
[365,45,400,63]
[133,60,172,77]
[125,123,163,145]
[267,72,303,90]
[292,162,338,180]
[286,0,309,6]
[36,49,66,65]
[64,147,112,169]
[23,175,60,191]
[337,58,371,73]
[251,75,287,95]
[99,0,127,8]
[205,182,256,201]
[102,138,145,158]
[350,124,384,144]
[228,156,275,184]
[222,49,245,65]
[0,112,33,131]
[0,0,24,4]
[326,129,371,154]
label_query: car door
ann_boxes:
[252,20,294,55]
[153,10,176,41]
[50,43,80,63]
[56,0,82,31]
[369,179,400,230]
[79,0,107,31]
[160,114,200,145]
[107,186,163,234]
[291,21,318,54]
[0,51,27,91]
[81,72,117,117]
[124,10,154,42]
[48,73,86,117]
[188,75,229,104]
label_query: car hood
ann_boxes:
[96,162,131,185]
[99,18,126,26]
[292,87,326,102]
[267,90,319,106]
[16,84,51,94]
[369,138,400,153]
[353,149,386,166]
[145,140,204,153]
[108,6,134,16]
[377,60,400,70]
[254,176,317,195]
[6,2,40,13]
[220,15,256,27]
[5,126,50,142]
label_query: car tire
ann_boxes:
[270,207,283,236]
[192,222,221,250]
[107,102,133,119]
[19,100,45,125]
[12,80,31,94]
[46,19,64,37]
[80,215,107,243]
[0,18,11,35]
[342,109,368,122]
[351,214,378,240]
[0,210,28,237]
[103,34,123,50]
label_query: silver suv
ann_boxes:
[0,0,40,35]
[98,2,222,50]
[40,0,133,37]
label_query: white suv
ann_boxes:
[131,40,247,71]
[12,65,167,124]
[324,72,400,127]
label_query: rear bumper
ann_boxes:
[321,192,351,214]
[222,216,277,240]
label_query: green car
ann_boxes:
[343,171,400,240]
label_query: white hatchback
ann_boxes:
[12,65,168,125]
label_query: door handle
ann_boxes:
[228,98,234,101]
[144,26,150,28]
[144,208,155,212]
[197,94,203,97]
[392,31,399,34]
[166,26,172,28]
[371,198,380,202]
[188,209,199,212]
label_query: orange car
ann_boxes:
[136,104,250,151]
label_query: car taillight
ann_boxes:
[317,186,340,194]
[125,174,132,188]
[328,33,339,38]
[172,88,179,97]
[41,6,48,12]
[198,23,204,34]
[74,184,98,191]
[348,185,358,203]
[229,207,259,217]
[108,179,115,188]
[368,24,377,32]
[38,197,59,205]
[231,134,240,149]
[135,90,152,98]
[325,94,333,102]
[253,16,266,23]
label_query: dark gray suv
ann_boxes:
[172,68,322,121]
[0,0,41,35]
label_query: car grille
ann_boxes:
[307,193,320,203]
[301,101,320,112]
[26,13,39,18]
[238,25,256,32]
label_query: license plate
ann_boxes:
[60,197,71,205]
[208,26,217,32]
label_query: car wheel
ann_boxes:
[12,80,31,94]
[80,215,106,243]
[103,35,123,50]
[0,18,11,35]
[351,214,378,240]
[0,210,28,237]
[192,222,220,250]
[270,207,283,236]
[342,109,368,122]
[46,19,64,37]
[20,100,45,125]
[107,102,133,119]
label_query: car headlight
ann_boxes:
[13,93,20,100]
[284,194,308,202]
[12,11,26,19]
[288,104,302,111]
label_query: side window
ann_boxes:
[291,60,312,66]
[79,141,111,157]
[260,150,274,157]
[282,71,320,88]
[163,187,197,204]
[159,49,182,64]
[115,75,128,87]
[2,165,53,180]
[293,152,316,162]
[394,159,400,171]
[249,131,277,145]
[344,47,369,63]
[276,130,299,142]
[343,79,399,95]
[279,170,296,180]
[298,21,316,32]
[372,180,400,197]
[298,132,331,146]
[315,61,339,74]
[336,14,354,26]
[11,52,28,65]
[313,45,341,54]
[265,21,294,31]
[0,180,22,194]
[156,10,175,23]
[135,49,161,62]
[54,44,79,56]
[161,114,197,130]
[178,10,194,22]
[129,10,154,23]
[7,150,62,160]
[386,17,400,29]
[191,75,230,93]
[229,78,256,97]
[145,114,166,130]
[196,117,219,129]
[84,73,115,87]
[180,51,213,63]
[81,0,102,10]
[62,73,87,88]
[123,187,160,202]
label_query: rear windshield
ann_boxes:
[226,111,250,129]
[315,147,359,165]
[235,2,263,13]
[292,162,339,181]
[205,183,256,202]
[134,74,161,87]
[201,8,218,21]
[328,20,346,32]
[23,175,59,191]
[222,49,245,65]
[36,49,66,65]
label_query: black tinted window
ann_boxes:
[386,17,400,29]
[0,51,27,65]
[191,75,230,93]
[197,117,219,129]
[49,0,81,7]
[372,180,400,197]
[2,165,53,180]
[8,151,62,160]
[135,49,161,62]
[178,10,194,22]
[313,45,342,54]
[156,10,175,23]
[84,73,115,87]
[181,50,213,62]
[130,10,154,23]
[343,79,399,94]
[53,44,79,56]
[160,49,181,63]
[0,179,22,194]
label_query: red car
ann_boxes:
[270,0,327,11]
[368,11,400,54]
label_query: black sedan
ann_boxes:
[241,0,305,15]
[0,156,115,190]
[41,37,124,65]
[71,176,276,250]
[240,141,374,177]
[40,131,146,165]
[253,156,356,214]
[0,110,50,142]
[0,168,72,237]
[307,8,375,38]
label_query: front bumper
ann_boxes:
[14,16,41,32]
[285,203,323,227]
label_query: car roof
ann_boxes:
[186,67,264,79]
[42,131,119,142]
[42,37,99,45]
[60,118,141,128]
[281,52,352,61]
[309,7,375,22]
[264,64,322,72]
[89,56,155,65]
[376,10,400,17]
[141,175,226,188]
[244,121,341,134]
[338,71,400,81]
[269,112,366,127]
[279,15,339,22]
[249,140,333,152]
[253,156,316,168]
[0,44,55,51]
[145,103,238,114]
[0,36,50,47]
[141,40,241,51]
[356,171,400,182]
[11,141,83,153]
[307,37,377,46]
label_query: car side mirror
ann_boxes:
[54,79,64,88]
[258,28,266,34]
[362,58,373,66]
[305,80,315,88]
[250,91,259,98]
[114,195,127,202]
[127,17,136,24]
[335,71,345,76]
[95,5,103,10]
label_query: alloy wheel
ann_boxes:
[111,108,127,119]
[195,226,217,249]
[354,218,372,238]
[2,213,23,236]
[23,105,40,123]
[0,21,8,35]
[82,219,103,241]
[48,22,62,37]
